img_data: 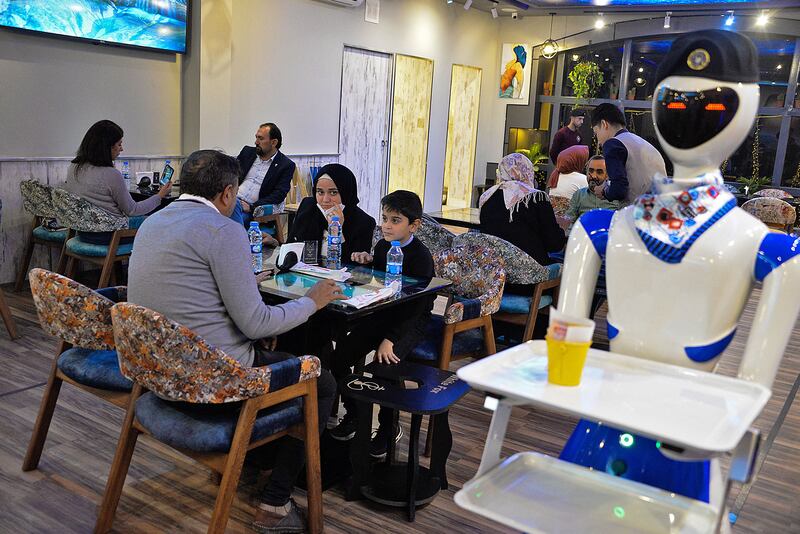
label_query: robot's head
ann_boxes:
[652,30,759,174]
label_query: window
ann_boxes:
[562,43,624,100]
[753,36,796,108]
[723,115,780,182]
[781,117,800,187]
[627,39,675,101]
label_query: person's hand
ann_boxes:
[351,252,373,264]
[593,184,605,199]
[240,200,251,213]
[262,234,279,248]
[257,337,278,351]
[255,270,273,284]
[375,339,400,364]
[305,279,346,310]
[325,204,345,227]
[158,181,173,198]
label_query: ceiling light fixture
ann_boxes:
[541,13,559,59]
[446,0,453,4]
[663,11,671,29]
[594,13,605,30]
[490,1,498,18]
[463,0,472,10]
[756,11,769,26]
[725,11,734,26]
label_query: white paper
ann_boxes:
[548,307,595,343]
[290,262,352,282]
[341,281,399,309]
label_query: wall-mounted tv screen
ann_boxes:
[0,1,188,54]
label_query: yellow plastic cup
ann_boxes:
[546,336,591,386]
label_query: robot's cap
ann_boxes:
[655,30,759,85]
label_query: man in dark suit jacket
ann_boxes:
[230,122,296,227]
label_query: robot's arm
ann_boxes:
[741,234,800,388]
[557,210,613,318]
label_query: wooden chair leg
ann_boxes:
[483,316,497,355]
[15,231,35,292]
[522,285,546,342]
[22,343,66,470]
[95,385,142,534]
[207,399,260,534]
[65,255,77,280]
[303,380,323,534]
[56,230,73,275]
[0,288,18,340]
[97,254,116,290]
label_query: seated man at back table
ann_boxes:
[127,149,344,533]
[231,122,296,228]
[565,155,622,231]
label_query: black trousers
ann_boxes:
[254,349,336,506]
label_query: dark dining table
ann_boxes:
[130,186,178,211]
[427,207,481,230]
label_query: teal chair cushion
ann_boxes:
[128,215,147,230]
[57,348,133,392]
[409,315,486,362]
[66,236,133,257]
[499,294,553,315]
[135,392,303,453]
[32,225,67,243]
[259,223,277,236]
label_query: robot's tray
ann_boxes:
[457,340,770,453]
[455,451,719,534]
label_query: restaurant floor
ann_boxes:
[0,284,797,533]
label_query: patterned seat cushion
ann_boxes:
[66,236,134,257]
[57,348,133,392]
[135,392,303,452]
[409,315,486,362]
[499,293,553,315]
[741,197,797,227]
[754,188,792,199]
[32,225,67,243]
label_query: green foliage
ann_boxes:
[515,142,549,171]
[568,61,604,102]
[738,175,771,193]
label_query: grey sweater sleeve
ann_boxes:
[107,168,162,217]
[208,221,317,340]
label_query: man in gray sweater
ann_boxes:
[128,149,343,533]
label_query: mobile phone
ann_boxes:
[160,164,174,185]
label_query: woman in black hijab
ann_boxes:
[288,163,376,260]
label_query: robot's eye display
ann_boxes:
[654,87,740,149]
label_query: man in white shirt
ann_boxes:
[231,122,296,227]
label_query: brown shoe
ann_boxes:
[252,499,306,533]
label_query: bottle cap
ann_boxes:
[391,240,401,246]
[249,221,260,227]
[331,216,340,221]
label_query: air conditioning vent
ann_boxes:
[313,0,365,7]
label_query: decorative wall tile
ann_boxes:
[444,65,482,209]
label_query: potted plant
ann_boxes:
[738,175,771,196]
[568,61,604,104]
[515,143,550,189]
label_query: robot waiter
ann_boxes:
[557,31,800,504]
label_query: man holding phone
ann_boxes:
[230,122,296,227]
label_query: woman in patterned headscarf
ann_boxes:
[479,152,566,266]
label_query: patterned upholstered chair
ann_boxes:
[415,214,456,257]
[549,195,571,217]
[455,232,561,342]
[742,197,797,233]
[96,303,323,534]
[51,188,136,288]
[0,200,19,339]
[15,180,68,291]
[410,243,505,370]
[754,188,793,199]
[23,268,131,472]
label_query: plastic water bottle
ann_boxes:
[386,241,404,291]
[121,161,131,190]
[327,216,342,269]
[248,222,263,273]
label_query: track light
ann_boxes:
[756,11,769,26]
[725,11,734,26]
[491,3,498,19]
[663,11,671,29]
[594,13,605,30]
[463,0,472,10]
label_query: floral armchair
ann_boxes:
[742,197,797,233]
[16,180,68,290]
[754,188,793,199]
[97,302,325,534]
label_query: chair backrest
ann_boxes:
[28,268,117,350]
[549,195,571,217]
[51,188,128,232]
[741,197,797,230]
[20,180,57,218]
[454,231,557,285]
[754,188,792,199]
[435,244,506,321]
[416,214,455,256]
[110,302,321,403]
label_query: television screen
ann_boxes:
[0,0,188,54]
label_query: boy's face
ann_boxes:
[381,208,420,243]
